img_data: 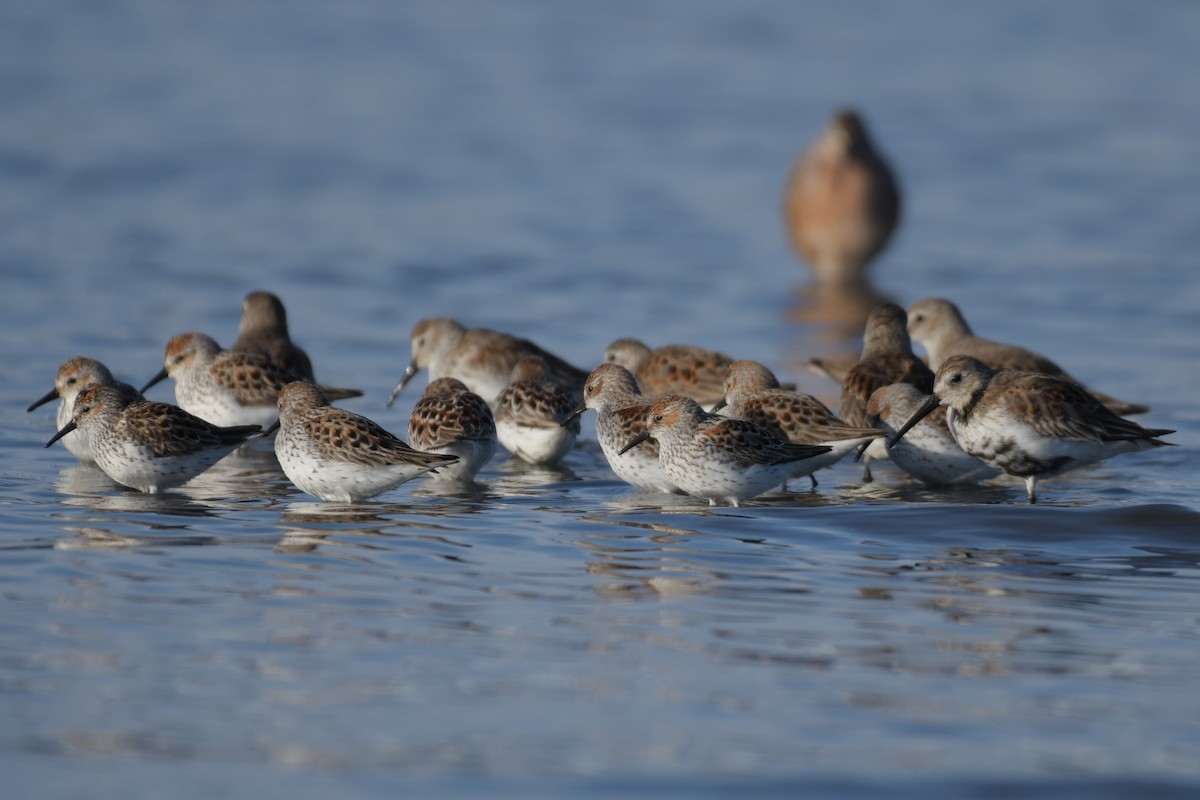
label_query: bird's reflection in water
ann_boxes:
[179,448,290,505]
[789,279,893,346]
[571,506,830,604]
[410,477,492,502]
[593,485,843,515]
[274,495,488,559]
[786,279,894,404]
[490,458,580,498]
[273,528,331,555]
[53,525,217,550]
[55,472,219,519]
[578,518,716,600]
[54,463,123,497]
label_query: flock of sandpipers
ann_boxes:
[29,111,1175,505]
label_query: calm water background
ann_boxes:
[3,1,1200,797]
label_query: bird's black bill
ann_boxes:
[561,403,586,426]
[27,388,59,413]
[886,395,941,448]
[386,360,420,407]
[45,421,78,448]
[711,398,728,412]
[262,420,281,437]
[140,367,169,394]
[617,430,651,456]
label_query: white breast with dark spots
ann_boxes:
[949,408,1078,478]
[596,415,676,493]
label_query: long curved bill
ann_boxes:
[45,420,78,448]
[141,367,169,394]
[710,397,728,412]
[27,387,59,413]
[886,394,941,448]
[561,403,586,426]
[386,360,420,407]
[617,430,651,456]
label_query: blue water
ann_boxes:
[3,1,1200,797]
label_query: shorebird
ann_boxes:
[407,377,497,483]
[270,382,457,502]
[887,355,1173,503]
[231,290,316,382]
[29,356,143,463]
[388,317,588,409]
[906,296,1149,415]
[494,356,580,466]
[603,338,733,410]
[783,108,901,286]
[45,384,261,493]
[142,332,361,429]
[840,303,934,480]
[714,359,883,487]
[619,395,832,507]
[563,362,678,494]
[867,382,999,486]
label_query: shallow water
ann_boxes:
[3,1,1200,797]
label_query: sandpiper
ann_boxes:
[840,303,934,480]
[270,382,457,502]
[45,384,261,493]
[563,363,678,494]
[603,338,733,410]
[407,377,497,483]
[231,290,316,382]
[867,382,999,486]
[906,296,1149,415]
[887,355,1173,502]
[494,356,580,466]
[29,356,143,463]
[783,108,901,286]
[715,359,883,487]
[142,332,362,429]
[619,395,832,507]
[388,317,588,409]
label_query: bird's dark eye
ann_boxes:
[653,414,664,423]
[67,378,77,385]
[949,373,962,384]
[913,314,925,324]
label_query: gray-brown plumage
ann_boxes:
[231,290,317,383]
[142,332,362,430]
[717,359,883,487]
[888,355,1173,503]
[407,377,497,482]
[388,317,589,409]
[494,356,580,466]
[617,395,833,506]
[866,382,999,486]
[784,109,901,286]
[45,384,261,493]
[603,338,733,409]
[273,382,456,502]
[840,303,934,480]
[563,363,676,493]
[906,296,1149,415]
[29,356,144,463]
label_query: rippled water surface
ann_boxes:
[3,1,1200,797]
